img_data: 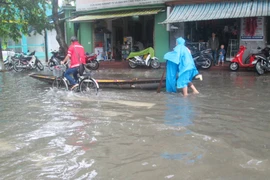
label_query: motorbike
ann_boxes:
[229,45,258,71]
[13,51,44,72]
[252,47,270,75]
[85,52,99,70]
[4,56,14,71]
[3,51,18,70]
[189,47,213,69]
[48,50,65,71]
[127,47,160,69]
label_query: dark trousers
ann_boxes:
[64,67,78,85]
[211,50,217,65]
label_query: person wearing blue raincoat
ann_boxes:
[164,37,201,96]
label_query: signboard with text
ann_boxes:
[76,0,169,11]
[241,17,264,41]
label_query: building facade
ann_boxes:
[68,0,173,61]
[163,0,270,60]
[63,0,270,63]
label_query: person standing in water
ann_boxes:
[208,32,219,66]
[164,37,201,96]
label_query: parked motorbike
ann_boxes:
[127,47,160,69]
[48,50,65,71]
[3,51,18,70]
[229,45,258,71]
[4,57,14,71]
[85,52,99,70]
[189,47,212,69]
[252,47,270,75]
[13,51,44,72]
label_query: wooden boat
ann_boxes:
[29,73,166,90]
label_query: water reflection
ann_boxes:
[162,95,204,163]
[164,95,194,127]
[233,74,256,88]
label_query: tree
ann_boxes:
[0,0,70,68]
[0,0,52,69]
[0,0,52,41]
[51,0,68,55]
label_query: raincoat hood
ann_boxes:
[164,36,199,92]
[176,37,185,46]
[164,37,186,65]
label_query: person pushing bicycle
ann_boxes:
[61,36,86,90]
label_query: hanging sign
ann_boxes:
[76,0,168,11]
[241,17,264,41]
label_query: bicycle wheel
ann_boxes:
[52,77,68,91]
[79,77,99,95]
[48,61,55,71]
[36,60,44,71]
[13,60,24,72]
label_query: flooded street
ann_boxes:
[0,68,270,180]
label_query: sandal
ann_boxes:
[195,74,203,81]
[70,84,79,90]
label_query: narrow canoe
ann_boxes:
[29,73,166,90]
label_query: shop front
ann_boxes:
[70,0,171,62]
[162,0,270,61]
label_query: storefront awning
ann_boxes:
[70,8,162,22]
[161,0,270,24]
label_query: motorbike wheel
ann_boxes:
[13,60,24,72]
[4,63,13,71]
[36,60,44,71]
[200,58,212,69]
[229,62,239,71]
[4,64,9,70]
[79,77,99,95]
[52,78,68,91]
[48,62,55,71]
[150,59,161,69]
[128,59,137,69]
[85,60,99,70]
[255,60,265,75]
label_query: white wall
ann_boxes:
[27,32,45,53]
[47,29,59,52]
[25,29,59,59]
[169,23,185,50]
[240,17,267,59]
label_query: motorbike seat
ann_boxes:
[87,53,96,56]
[21,57,32,61]
[252,52,264,56]
[58,55,65,59]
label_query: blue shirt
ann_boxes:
[219,49,226,56]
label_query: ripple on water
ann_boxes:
[1,71,270,179]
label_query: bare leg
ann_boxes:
[189,83,199,94]
[182,86,188,96]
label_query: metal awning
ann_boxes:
[161,0,270,24]
[70,9,162,22]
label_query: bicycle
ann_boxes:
[52,64,99,94]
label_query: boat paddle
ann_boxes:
[156,67,166,93]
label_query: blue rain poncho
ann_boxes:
[164,37,199,92]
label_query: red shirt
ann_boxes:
[67,42,86,68]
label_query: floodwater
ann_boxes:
[0,68,270,180]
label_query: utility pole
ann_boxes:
[44,30,48,62]
[0,39,3,60]
[0,39,5,71]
